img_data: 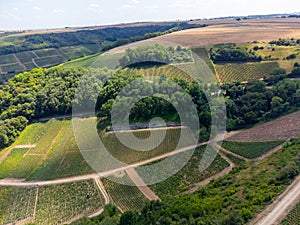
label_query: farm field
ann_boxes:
[136,145,230,198]
[35,180,105,224]
[28,121,94,180]
[221,140,283,159]
[281,200,300,225]
[63,52,123,69]
[102,173,149,212]
[227,111,300,142]
[0,186,37,224]
[101,126,197,164]
[215,61,279,83]
[0,44,102,82]
[107,18,300,54]
[239,43,300,73]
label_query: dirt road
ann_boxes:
[250,175,300,225]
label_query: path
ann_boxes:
[126,168,160,201]
[216,144,250,162]
[14,144,37,149]
[250,175,300,225]
[253,144,283,164]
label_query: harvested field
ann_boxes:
[227,111,300,142]
[107,18,300,54]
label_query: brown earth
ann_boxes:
[107,18,300,54]
[227,111,300,142]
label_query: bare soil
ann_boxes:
[227,111,300,142]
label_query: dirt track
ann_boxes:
[250,175,300,225]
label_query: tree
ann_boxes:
[0,133,8,148]
[271,96,283,108]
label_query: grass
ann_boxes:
[0,148,30,178]
[33,48,61,58]
[216,61,279,83]
[136,145,230,198]
[102,174,149,212]
[35,180,105,224]
[281,200,300,225]
[221,140,283,159]
[3,187,37,224]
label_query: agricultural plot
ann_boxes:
[0,54,17,64]
[15,51,37,63]
[0,63,25,73]
[101,126,197,164]
[0,119,66,179]
[34,48,61,58]
[239,43,300,72]
[0,148,30,178]
[35,180,105,224]
[64,53,123,69]
[136,146,230,198]
[227,111,300,142]
[0,187,13,224]
[216,61,279,83]
[281,200,300,225]
[28,121,94,180]
[221,141,283,159]
[102,173,149,212]
[34,55,66,67]
[3,187,37,224]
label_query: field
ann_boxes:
[63,53,123,69]
[227,111,300,142]
[281,200,300,225]
[28,121,94,180]
[239,43,300,73]
[215,61,279,83]
[221,141,283,159]
[0,186,37,224]
[102,173,149,212]
[0,44,102,81]
[100,126,197,164]
[35,180,105,224]
[3,187,37,224]
[107,18,300,53]
[136,145,230,198]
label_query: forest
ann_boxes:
[210,45,262,63]
[0,23,204,55]
[119,44,193,67]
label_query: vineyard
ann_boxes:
[216,61,279,83]
[101,126,197,164]
[136,145,230,198]
[28,121,94,180]
[102,173,149,212]
[221,141,283,159]
[35,180,105,224]
[3,187,37,224]
[281,200,300,225]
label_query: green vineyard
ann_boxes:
[216,61,279,83]
[102,173,149,212]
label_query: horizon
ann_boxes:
[0,0,299,31]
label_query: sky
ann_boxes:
[0,0,299,30]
